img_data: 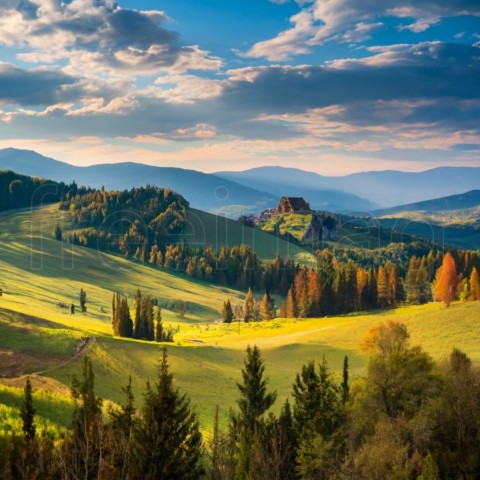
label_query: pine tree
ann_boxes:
[155,308,164,341]
[470,266,480,301]
[79,287,87,313]
[244,288,254,322]
[434,252,458,307]
[341,355,349,403]
[133,348,203,479]
[233,345,277,479]
[134,289,143,338]
[20,377,36,441]
[279,300,287,318]
[222,300,234,323]
[259,291,275,320]
[54,222,62,241]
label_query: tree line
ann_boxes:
[2,322,480,479]
[0,170,81,212]
[220,251,480,322]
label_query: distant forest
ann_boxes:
[0,170,81,211]
[59,186,480,316]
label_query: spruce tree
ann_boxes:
[133,348,203,479]
[286,285,297,318]
[155,308,164,341]
[79,288,87,313]
[341,355,350,403]
[20,377,36,441]
[134,289,143,338]
[222,300,234,323]
[233,345,276,478]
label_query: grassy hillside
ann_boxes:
[179,208,316,264]
[1,204,480,431]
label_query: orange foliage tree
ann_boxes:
[434,252,459,307]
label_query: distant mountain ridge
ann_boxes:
[0,148,276,215]
[375,190,480,216]
[217,166,480,208]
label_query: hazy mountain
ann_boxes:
[217,166,480,208]
[0,148,276,214]
[216,167,378,212]
[375,190,480,216]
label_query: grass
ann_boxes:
[179,208,316,265]
[258,212,313,242]
[1,204,480,432]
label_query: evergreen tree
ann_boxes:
[155,308,164,341]
[134,289,143,339]
[79,288,87,313]
[341,355,350,403]
[244,288,254,322]
[221,300,234,323]
[20,377,36,441]
[133,348,203,479]
[233,345,277,479]
[259,291,276,320]
[377,266,388,308]
[54,222,62,241]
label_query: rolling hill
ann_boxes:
[1,203,480,432]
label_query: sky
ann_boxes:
[0,0,479,174]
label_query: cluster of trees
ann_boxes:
[221,289,276,323]
[0,171,80,212]
[112,290,173,342]
[3,323,480,479]
[215,325,480,479]
[61,186,189,256]
[0,351,202,479]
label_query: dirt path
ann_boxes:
[35,336,95,375]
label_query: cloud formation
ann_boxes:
[245,0,480,60]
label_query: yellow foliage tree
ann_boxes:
[434,252,459,307]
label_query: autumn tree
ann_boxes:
[259,291,276,320]
[434,252,459,307]
[469,266,480,301]
[244,288,254,322]
[286,285,297,318]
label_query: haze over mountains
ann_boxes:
[1,148,480,216]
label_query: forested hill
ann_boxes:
[59,185,189,256]
[0,170,78,212]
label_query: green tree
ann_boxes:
[341,355,350,403]
[233,345,277,479]
[133,348,203,479]
[222,300,234,323]
[20,377,36,441]
[79,288,87,313]
[54,222,62,241]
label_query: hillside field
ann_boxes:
[1,204,480,432]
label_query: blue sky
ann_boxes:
[0,0,479,174]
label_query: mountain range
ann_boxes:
[1,148,480,216]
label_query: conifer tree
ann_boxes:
[377,266,388,308]
[79,288,87,313]
[244,288,254,322]
[20,377,36,441]
[133,348,203,479]
[341,356,349,403]
[155,308,164,341]
[279,300,287,318]
[222,300,234,323]
[233,345,276,479]
[134,289,143,339]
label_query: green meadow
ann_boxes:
[1,204,480,432]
